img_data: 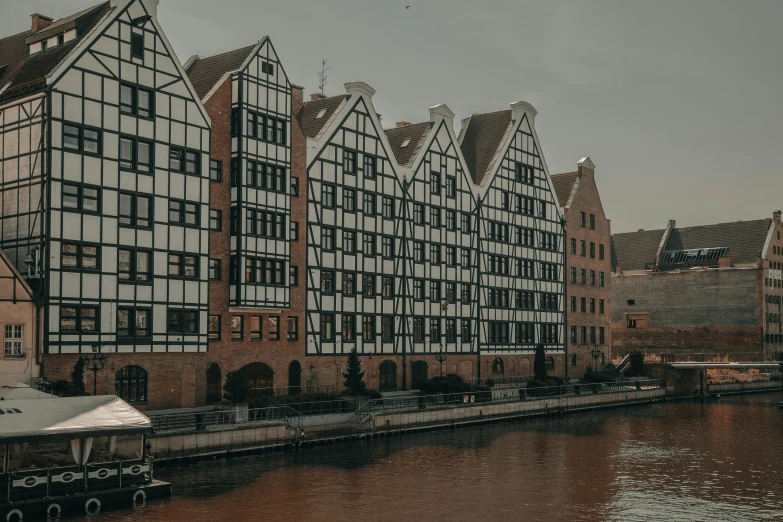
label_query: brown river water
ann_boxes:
[97,393,783,522]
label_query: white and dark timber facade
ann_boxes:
[0,0,211,408]
[1,6,567,405]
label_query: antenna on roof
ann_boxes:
[317,53,332,95]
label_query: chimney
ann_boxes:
[718,256,733,268]
[310,93,327,101]
[31,13,54,33]
[774,210,781,224]
[396,121,413,128]
[291,85,304,116]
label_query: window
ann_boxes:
[231,315,243,340]
[461,249,471,268]
[265,316,279,341]
[382,276,394,299]
[461,319,471,341]
[363,315,375,341]
[446,176,456,198]
[414,242,424,263]
[430,318,441,341]
[63,123,102,155]
[431,172,441,195]
[446,319,456,343]
[600,327,606,345]
[430,281,441,301]
[381,315,394,343]
[502,192,509,210]
[571,326,577,344]
[461,284,471,303]
[628,299,635,305]
[321,314,335,341]
[115,366,147,404]
[570,267,577,284]
[590,298,596,314]
[209,209,222,231]
[487,322,509,344]
[446,282,456,303]
[599,299,605,314]
[431,207,441,228]
[209,159,222,181]
[60,306,98,331]
[169,147,201,175]
[363,193,376,215]
[363,233,376,256]
[589,214,595,230]
[343,150,357,174]
[343,231,357,253]
[430,244,441,264]
[446,246,456,266]
[364,155,377,179]
[515,163,533,184]
[208,258,221,280]
[581,326,587,343]
[446,210,456,231]
[117,308,150,338]
[580,212,586,228]
[580,269,587,285]
[627,319,637,328]
[289,266,298,286]
[120,83,153,118]
[581,297,587,313]
[599,272,605,287]
[414,204,424,225]
[290,222,299,241]
[541,232,558,251]
[247,316,261,340]
[343,272,356,294]
[119,193,152,228]
[382,197,394,219]
[599,244,605,260]
[570,238,576,255]
[4,325,23,357]
[413,279,424,300]
[62,183,101,213]
[590,270,596,286]
[61,243,99,270]
[545,357,555,370]
[363,274,375,297]
[261,60,274,75]
[322,227,336,251]
[321,270,335,294]
[118,248,151,283]
[119,136,152,173]
[590,242,595,259]
[288,317,298,340]
[539,202,547,219]
[342,314,356,342]
[344,188,356,212]
[413,318,424,342]
[291,176,299,196]
[461,213,471,232]
[208,315,221,340]
[382,236,394,259]
[168,253,199,278]
[571,296,577,312]
[168,199,199,227]
[131,32,144,59]
[322,183,336,208]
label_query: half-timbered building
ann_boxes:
[0,0,211,408]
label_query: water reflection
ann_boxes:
[96,394,783,522]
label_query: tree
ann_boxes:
[343,348,367,395]
[71,357,86,396]
[223,369,250,403]
[629,350,645,377]
[534,344,547,381]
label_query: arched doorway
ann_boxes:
[411,361,428,389]
[379,361,397,392]
[240,362,274,394]
[492,357,504,375]
[115,365,148,404]
[206,363,222,404]
[288,361,302,395]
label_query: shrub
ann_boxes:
[534,344,547,381]
[628,350,645,377]
[48,380,75,397]
[419,374,471,394]
[583,369,616,383]
[484,378,495,388]
[343,348,367,395]
[223,369,250,404]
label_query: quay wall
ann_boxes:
[707,380,780,395]
[150,424,296,462]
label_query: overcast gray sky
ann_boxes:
[2,0,782,233]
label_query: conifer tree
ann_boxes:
[534,343,547,381]
[71,357,86,395]
[343,348,367,394]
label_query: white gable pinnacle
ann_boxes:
[344,81,376,99]
[578,156,596,170]
[429,103,455,127]
[111,0,158,19]
[510,100,537,126]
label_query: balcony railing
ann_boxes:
[1,457,153,503]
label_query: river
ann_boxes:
[101,393,783,521]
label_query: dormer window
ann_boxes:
[57,34,64,46]
[401,138,411,148]
[315,108,326,119]
[41,40,48,53]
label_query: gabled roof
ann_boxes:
[611,228,666,272]
[184,43,257,101]
[551,171,578,208]
[0,2,111,105]
[667,219,771,264]
[297,94,346,139]
[459,109,511,184]
[384,122,431,167]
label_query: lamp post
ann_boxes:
[435,344,447,377]
[82,344,107,396]
[590,344,601,373]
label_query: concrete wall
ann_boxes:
[148,423,296,461]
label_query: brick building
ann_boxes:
[552,158,612,377]
[611,212,783,362]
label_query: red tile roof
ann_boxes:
[184,43,257,101]
[384,122,430,167]
[296,95,346,139]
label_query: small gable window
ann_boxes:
[131,33,144,59]
[400,138,411,148]
[261,61,274,75]
[315,108,327,119]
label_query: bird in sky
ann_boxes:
[406,5,411,8]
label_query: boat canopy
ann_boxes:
[0,395,152,445]
[0,382,56,400]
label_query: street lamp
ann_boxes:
[82,344,107,396]
[435,344,447,377]
[590,344,601,372]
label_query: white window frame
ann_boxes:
[4,324,23,357]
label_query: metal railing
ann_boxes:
[464,375,532,388]
[1,456,152,503]
[249,384,337,397]
[708,373,773,383]
[357,379,665,424]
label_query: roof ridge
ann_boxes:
[676,218,771,230]
[384,121,429,132]
[470,108,512,118]
[0,29,32,44]
[193,42,258,63]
